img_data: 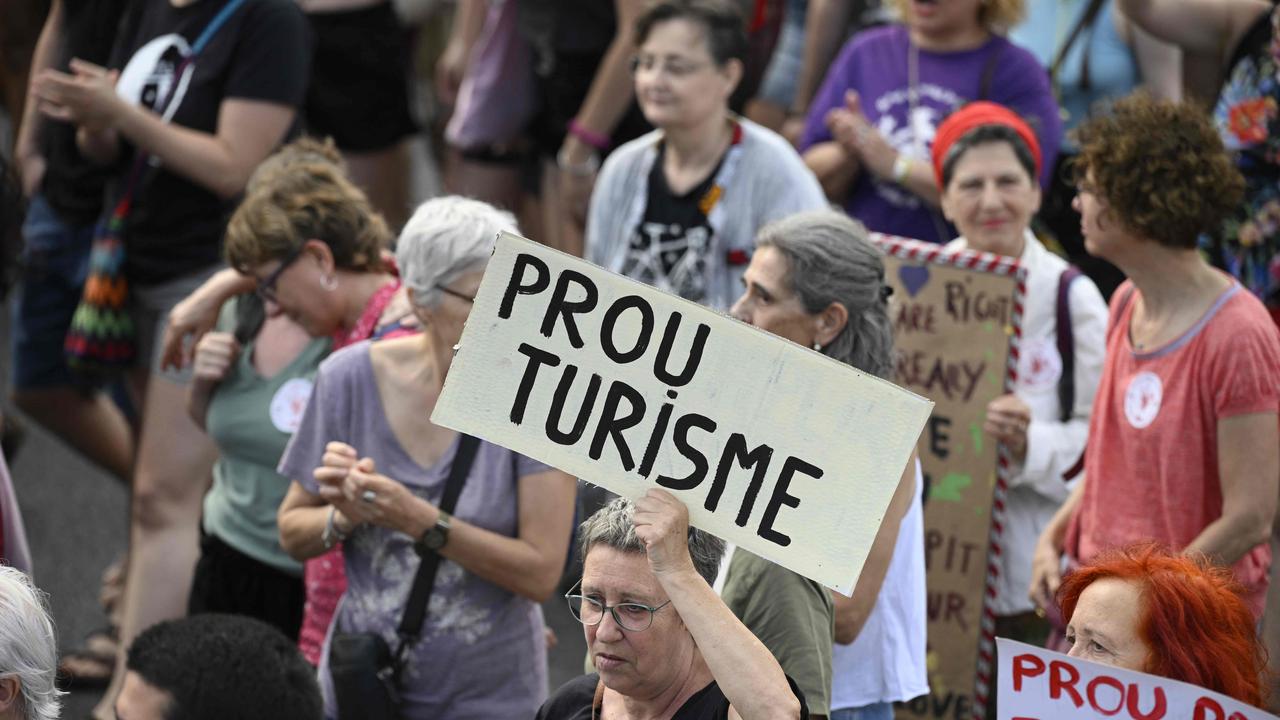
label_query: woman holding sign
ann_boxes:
[730,211,927,720]
[1030,95,1280,627]
[538,493,808,719]
[931,101,1109,649]
[276,196,578,719]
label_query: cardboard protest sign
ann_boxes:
[432,232,933,594]
[875,236,1026,720]
[997,639,1279,720]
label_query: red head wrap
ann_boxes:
[930,101,1042,188]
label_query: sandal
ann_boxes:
[56,627,117,691]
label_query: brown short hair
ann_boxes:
[1072,93,1243,249]
[224,160,390,273]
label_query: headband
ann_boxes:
[931,101,1042,188]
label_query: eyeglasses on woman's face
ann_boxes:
[435,285,475,303]
[565,582,672,632]
[254,244,307,304]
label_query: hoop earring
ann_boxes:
[321,274,338,292]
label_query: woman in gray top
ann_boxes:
[276,196,578,719]
[585,0,827,311]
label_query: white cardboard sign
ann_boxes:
[432,232,934,594]
[997,639,1278,720]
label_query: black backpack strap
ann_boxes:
[977,43,1003,100]
[1048,0,1108,91]
[1055,266,1083,423]
[391,434,482,665]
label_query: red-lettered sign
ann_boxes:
[997,639,1279,720]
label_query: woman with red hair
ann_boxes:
[1057,544,1268,708]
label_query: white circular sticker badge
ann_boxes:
[1123,371,1163,429]
[1017,337,1063,393]
[269,378,315,434]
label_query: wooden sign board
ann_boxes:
[876,236,1025,720]
[433,232,933,595]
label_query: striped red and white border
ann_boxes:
[871,234,1028,720]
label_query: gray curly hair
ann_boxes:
[395,196,520,309]
[755,211,895,379]
[0,567,62,720]
[578,497,726,586]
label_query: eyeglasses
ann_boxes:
[564,583,671,632]
[436,285,475,303]
[255,244,307,303]
[629,55,711,78]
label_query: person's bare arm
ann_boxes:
[1029,476,1086,610]
[161,269,257,371]
[1185,412,1279,565]
[635,490,801,720]
[184,332,241,431]
[791,0,852,116]
[436,0,486,106]
[803,142,860,201]
[1122,12,1182,101]
[1117,0,1268,66]
[334,455,578,602]
[15,0,62,197]
[37,60,296,199]
[279,480,356,561]
[833,453,917,644]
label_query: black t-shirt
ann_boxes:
[621,145,725,303]
[536,673,810,719]
[40,0,130,225]
[517,0,614,60]
[107,0,310,286]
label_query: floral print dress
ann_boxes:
[1212,5,1280,317]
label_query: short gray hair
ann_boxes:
[395,196,519,309]
[579,497,726,586]
[755,211,894,379]
[0,567,62,720]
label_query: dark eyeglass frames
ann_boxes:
[255,244,307,303]
[564,582,671,632]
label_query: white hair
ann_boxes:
[0,567,62,720]
[395,196,520,309]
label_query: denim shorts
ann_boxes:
[10,194,96,390]
[832,702,894,720]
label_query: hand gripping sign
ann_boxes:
[432,232,933,594]
[997,639,1280,720]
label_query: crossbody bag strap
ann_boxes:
[1048,0,1108,88]
[391,434,482,663]
[1055,266,1083,422]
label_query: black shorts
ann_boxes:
[527,50,651,161]
[304,1,418,152]
[189,531,306,642]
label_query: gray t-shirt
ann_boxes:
[279,341,551,719]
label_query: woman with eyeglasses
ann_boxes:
[198,146,416,669]
[539,492,807,720]
[275,196,578,719]
[585,0,827,311]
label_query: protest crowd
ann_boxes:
[0,0,1278,717]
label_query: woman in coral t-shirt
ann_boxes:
[1029,94,1280,622]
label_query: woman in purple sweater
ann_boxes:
[799,0,1062,244]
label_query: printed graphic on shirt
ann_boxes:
[1123,370,1163,429]
[269,378,314,434]
[868,83,961,209]
[1018,337,1063,393]
[115,34,193,121]
[623,222,711,302]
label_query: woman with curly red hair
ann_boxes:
[1057,544,1268,707]
[1030,94,1280,625]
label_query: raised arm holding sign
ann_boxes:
[433,229,933,595]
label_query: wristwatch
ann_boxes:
[414,511,453,556]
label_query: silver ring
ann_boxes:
[361,490,377,504]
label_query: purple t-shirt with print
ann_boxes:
[800,25,1061,244]
[278,341,552,719]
